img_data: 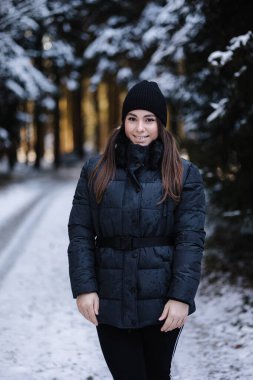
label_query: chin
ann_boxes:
[139,140,153,145]
[131,137,152,146]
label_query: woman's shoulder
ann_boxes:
[80,154,102,176]
[181,157,203,184]
[86,154,101,168]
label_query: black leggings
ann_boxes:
[96,323,183,380]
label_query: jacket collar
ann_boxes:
[114,127,163,171]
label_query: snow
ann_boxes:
[80,0,205,93]
[208,50,233,67]
[223,210,241,217]
[9,57,56,97]
[208,31,253,67]
[84,25,143,60]
[0,0,49,32]
[135,0,205,99]
[0,179,110,379]
[66,79,79,91]
[63,23,71,32]
[173,274,253,379]
[142,26,165,47]
[43,40,75,67]
[89,58,117,89]
[41,97,56,111]
[0,0,78,101]
[83,3,162,85]
[16,111,33,123]
[207,98,228,123]
[64,72,82,90]
[0,168,253,379]
[234,65,247,78]
[137,2,162,35]
[142,0,205,64]
[19,15,39,31]
[0,34,56,99]
[207,31,252,126]
[0,177,55,229]
[165,12,205,60]
[107,16,127,27]
[5,80,26,98]
[229,31,252,50]
[0,127,9,140]
[161,0,186,18]
[116,67,133,82]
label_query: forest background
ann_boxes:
[1,0,253,283]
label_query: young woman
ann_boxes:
[67,80,206,380]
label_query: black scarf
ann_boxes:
[114,127,164,192]
[114,127,164,171]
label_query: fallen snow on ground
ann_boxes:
[0,171,253,380]
[0,161,60,228]
[172,273,253,380]
[0,180,43,228]
[0,181,111,380]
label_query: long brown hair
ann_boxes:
[88,119,183,204]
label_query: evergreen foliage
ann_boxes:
[1,1,253,262]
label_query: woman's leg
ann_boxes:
[96,324,148,380]
[140,324,184,380]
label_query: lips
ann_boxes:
[134,135,149,140]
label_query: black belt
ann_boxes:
[95,236,174,250]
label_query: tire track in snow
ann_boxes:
[0,175,111,380]
[0,182,59,287]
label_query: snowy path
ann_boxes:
[0,179,59,285]
[0,175,111,380]
[0,168,253,380]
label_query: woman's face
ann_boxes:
[124,109,158,146]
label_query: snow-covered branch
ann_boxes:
[208,31,253,67]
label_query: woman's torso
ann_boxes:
[85,140,192,329]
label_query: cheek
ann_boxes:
[149,125,158,138]
[124,122,137,137]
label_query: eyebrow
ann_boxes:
[128,112,155,117]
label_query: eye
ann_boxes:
[127,116,136,122]
[146,118,156,123]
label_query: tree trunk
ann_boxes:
[71,85,84,159]
[93,88,101,152]
[108,79,120,131]
[34,103,44,169]
[53,92,61,169]
[33,31,44,170]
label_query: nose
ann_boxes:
[135,120,145,132]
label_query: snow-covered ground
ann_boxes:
[0,171,110,380]
[172,275,253,380]
[0,176,54,230]
[0,166,252,380]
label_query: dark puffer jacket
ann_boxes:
[67,131,206,329]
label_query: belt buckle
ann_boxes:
[119,236,133,250]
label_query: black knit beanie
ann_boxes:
[121,80,167,126]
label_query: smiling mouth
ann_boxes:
[134,135,149,139]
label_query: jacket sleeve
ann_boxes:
[167,162,206,308]
[67,160,98,298]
